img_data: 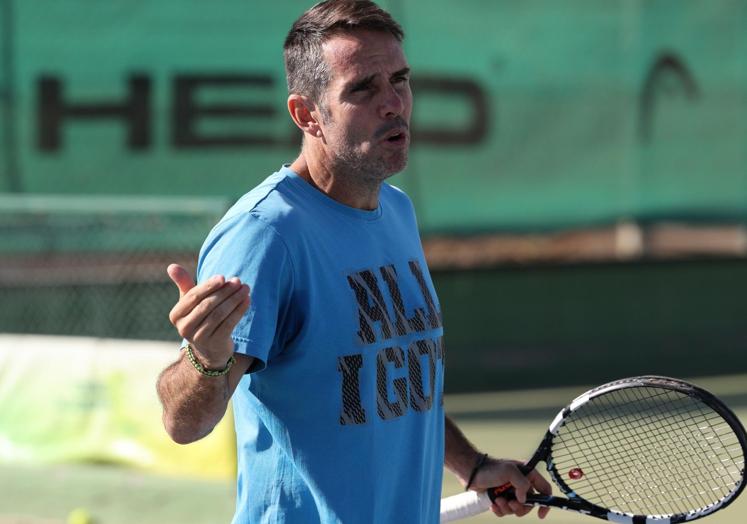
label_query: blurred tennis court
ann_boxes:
[2,373,744,524]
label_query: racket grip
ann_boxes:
[439,490,493,523]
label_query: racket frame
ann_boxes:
[454,376,747,524]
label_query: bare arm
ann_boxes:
[156,263,253,444]
[157,350,253,444]
[444,415,552,519]
[444,414,482,486]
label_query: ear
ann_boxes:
[287,94,323,139]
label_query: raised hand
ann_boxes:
[167,263,251,369]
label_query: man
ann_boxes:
[157,1,551,522]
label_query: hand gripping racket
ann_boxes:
[440,375,747,523]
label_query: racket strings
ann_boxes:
[556,426,726,513]
[558,410,736,512]
[568,390,740,477]
[549,386,745,517]
[561,391,743,513]
[565,399,739,487]
[567,390,743,513]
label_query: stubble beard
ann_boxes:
[327,125,409,187]
[318,102,409,188]
[333,144,407,184]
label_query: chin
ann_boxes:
[386,155,408,176]
[340,151,408,180]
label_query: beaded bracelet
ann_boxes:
[465,452,489,491]
[183,343,235,377]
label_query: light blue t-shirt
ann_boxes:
[196,166,445,523]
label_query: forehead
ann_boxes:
[321,30,408,85]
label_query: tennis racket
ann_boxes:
[440,375,747,523]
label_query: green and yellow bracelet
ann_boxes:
[183,343,235,377]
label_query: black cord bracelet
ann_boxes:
[464,452,489,491]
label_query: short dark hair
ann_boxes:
[283,0,404,103]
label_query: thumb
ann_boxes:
[167,263,195,298]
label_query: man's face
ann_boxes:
[317,30,412,180]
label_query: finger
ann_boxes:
[167,263,196,298]
[527,469,553,496]
[191,283,250,341]
[171,279,241,338]
[211,285,251,339]
[505,468,532,504]
[507,499,532,517]
[169,275,228,327]
[490,497,509,517]
[538,505,550,519]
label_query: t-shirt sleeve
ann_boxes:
[196,211,295,371]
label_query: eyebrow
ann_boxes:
[348,75,375,92]
[391,67,410,80]
[347,67,411,92]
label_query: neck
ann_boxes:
[289,151,382,211]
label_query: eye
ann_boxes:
[348,76,376,95]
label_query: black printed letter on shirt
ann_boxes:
[337,354,367,425]
[376,346,408,421]
[380,264,430,335]
[408,338,437,412]
[347,270,394,344]
[409,260,442,330]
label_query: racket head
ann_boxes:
[538,375,747,522]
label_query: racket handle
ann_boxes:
[439,490,492,523]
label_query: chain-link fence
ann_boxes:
[0,194,230,340]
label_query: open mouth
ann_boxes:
[385,132,406,143]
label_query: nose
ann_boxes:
[380,84,406,119]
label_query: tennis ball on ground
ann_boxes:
[67,507,95,524]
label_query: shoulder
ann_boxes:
[210,167,312,242]
[222,169,297,227]
[380,183,415,213]
[197,169,300,275]
[381,182,414,208]
[380,182,419,225]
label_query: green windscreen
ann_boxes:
[1,0,746,233]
